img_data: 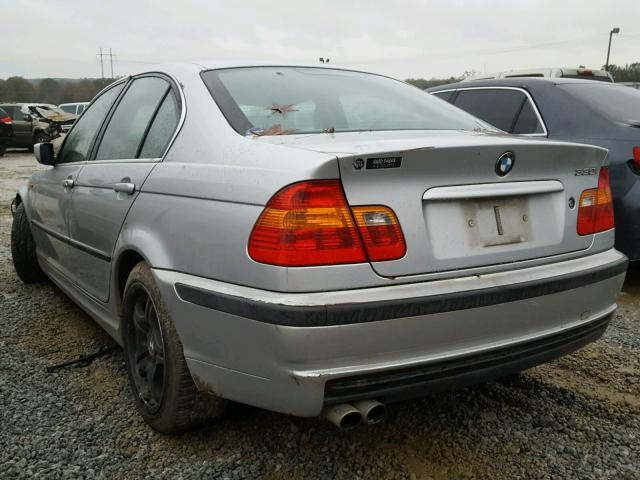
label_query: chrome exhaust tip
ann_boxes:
[322,403,362,429]
[352,400,386,425]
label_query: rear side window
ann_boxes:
[95,76,170,160]
[513,101,545,134]
[453,89,544,135]
[431,91,455,103]
[56,83,125,164]
[454,89,525,132]
[139,91,180,158]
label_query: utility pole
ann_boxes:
[97,48,104,79]
[96,48,116,79]
[605,27,620,71]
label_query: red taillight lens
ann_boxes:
[248,180,367,266]
[351,206,406,261]
[633,146,640,169]
[0,116,11,124]
[577,167,614,235]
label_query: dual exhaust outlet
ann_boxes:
[322,400,386,429]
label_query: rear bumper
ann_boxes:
[324,313,610,405]
[153,248,626,417]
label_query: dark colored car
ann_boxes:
[0,107,14,156]
[0,103,76,151]
[427,78,640,260]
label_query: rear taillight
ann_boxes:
[248,180,367,266]
[633,146,640,169]
[248,180,406,266]
[0,116,11,124]
[577,167,614,235]
[351,206,405,261]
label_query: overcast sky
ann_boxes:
[2,0,639,80]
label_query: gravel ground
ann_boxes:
[1,150,639,480]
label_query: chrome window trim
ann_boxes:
[430,86,548,137]
[155,71,186,162]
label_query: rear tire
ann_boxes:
[11,203,47,283]
[122,262,227,433]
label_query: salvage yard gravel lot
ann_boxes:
[0,151,638,479]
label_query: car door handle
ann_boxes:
[62,178,74,189]
[113,182,135,195]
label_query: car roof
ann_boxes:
[127,61,388,80]
[426,77,619,92]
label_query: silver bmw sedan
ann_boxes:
[11,62,627,433]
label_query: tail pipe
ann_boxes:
[321,404,362,429]
[353,400,386,424]
[322,400,386,428]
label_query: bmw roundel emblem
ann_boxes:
[495,151,515,177]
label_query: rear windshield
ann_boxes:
[202,67,488,135]
[560,83,640,123]
[561,74,612,83]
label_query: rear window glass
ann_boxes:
[560,83,640,123]
[202,67,488,135]
[561,74,612,82]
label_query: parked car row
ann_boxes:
[11,62,627,433]
[427,78,640,261]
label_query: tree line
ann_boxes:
[0,77,116,105]
[1,63,639,106]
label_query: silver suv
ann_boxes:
[11,63,627,433]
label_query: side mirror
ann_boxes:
[23,114,32,122]
[34,142,55,166]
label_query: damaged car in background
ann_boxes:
[0,103,77,151]
[11,63,627,434]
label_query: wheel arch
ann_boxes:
[13,186,30,217]
[113,248,147,306]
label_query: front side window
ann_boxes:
[202,67,487,135]
[95,76,170,160]
[60,105,75,114]
[56,83,125,164]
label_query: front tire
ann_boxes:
[33,131,50,144]
[122,262,227,433]
[11,203,47,283]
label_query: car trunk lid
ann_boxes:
[258,130,608,277]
